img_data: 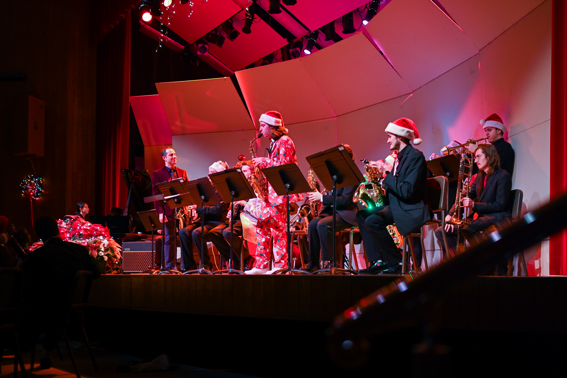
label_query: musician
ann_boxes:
[208,158,253,270]
[247,111,301,275]
[179,161,230,271]
[76,202,89,220]
[468,113,515,177]
[304,144,358,272]
[435,144,512,275]
[151,147,189,271]
[358,118,431,275]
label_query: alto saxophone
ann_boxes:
[353,158,403,248]
[247,133,268,201]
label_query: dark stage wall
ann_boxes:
[0,1,97,230]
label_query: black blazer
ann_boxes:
[468,168,512,223]
[382,144,431,236]
[320,185,358,226]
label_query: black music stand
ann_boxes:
[137,209,161,274]
[427,154,460,183]
[209,168,256,275]
[306,146,365,275]
[156,178,192,275]
[261,163,312,275]
[144,193,168,274]
[183,177,221,275]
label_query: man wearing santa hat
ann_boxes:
[246,110,302,275]
[468,113,515,177]
[357,118,431,275]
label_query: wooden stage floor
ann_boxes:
[89,273,567,333]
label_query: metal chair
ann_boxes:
[0,267,27,378]
[401,176,449,275]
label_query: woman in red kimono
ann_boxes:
[246,111,301,275]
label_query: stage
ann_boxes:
[88,273,567,333]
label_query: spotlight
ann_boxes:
[342,12,356,34]
[322,22,337,41]
[139,1,153,22]
[303,31,319,55]
[268,0,281,14]
[282,0,297,5]
[363,0,380,25]
[196,40,209,55]
[222,20,240,41]
[289,39,302,58]
[205,32,225,48]
[163,0,172,7]
[242,7,255,34]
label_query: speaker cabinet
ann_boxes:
[122,241,155,273]
[11,95,45,157]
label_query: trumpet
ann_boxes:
[441,138,488,156]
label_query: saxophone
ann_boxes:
[353,158,403,247]
[247,133,268,201]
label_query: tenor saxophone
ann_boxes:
[247,133,268,201]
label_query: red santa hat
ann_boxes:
[385,117,422,145]
[480,113,505,133]
[259,111,284,127]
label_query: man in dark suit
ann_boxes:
[358,118,431,275]
[19,216,100,368]
[151,147,190,271]
[304,145,359,272]
[436,144,512,275]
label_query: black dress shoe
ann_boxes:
[37,357,53,370]
[304,262,320,272]
[358,260,388,275]
[378,264,402,275]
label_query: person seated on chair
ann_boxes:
[76,202,89,220]
[435,144,512,275]
[18,216,100,369]
[304,144,359,272]
[357,118,431,275]
[208,157,254,270]
[179,161,230,272]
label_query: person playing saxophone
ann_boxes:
[304,144,359,272]
[246,111,302,275]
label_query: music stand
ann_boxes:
[209,168,256,275]
[427,154,460,183]
[306,146,365,275]
[156,178,192,275]
[183,177,221,275]
[144,193,168,274]
[137,209,161,273]
[261,163,312,275]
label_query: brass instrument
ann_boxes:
[354,159,402,247]
[176,205,196,229]
[247,133,268,201]
[447,138,487,226]
[290,169,324,228]
[441,138,488,156]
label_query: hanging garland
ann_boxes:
[20,174,45,200]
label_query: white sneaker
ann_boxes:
[266,266,285,275]
[245,267,269,275]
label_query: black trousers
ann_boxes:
[307,212,353,263]
[208,221,247,266]
[179,221,225,269]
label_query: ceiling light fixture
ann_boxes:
[163,0,172,7]
[363,0,380,25]
[139,0,153,22]
[322,22,337,41]
[342,12,356,34]
[196,39,209,55]
[268,0,281,14]
[222,20,240,41]
[303,31,319,55]
[205,32,225,48]
[289,39,302,58]
[242,6,255,34]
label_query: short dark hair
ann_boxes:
[76,202,86,215]
[161,147,174,157]
[34,216,60,241]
